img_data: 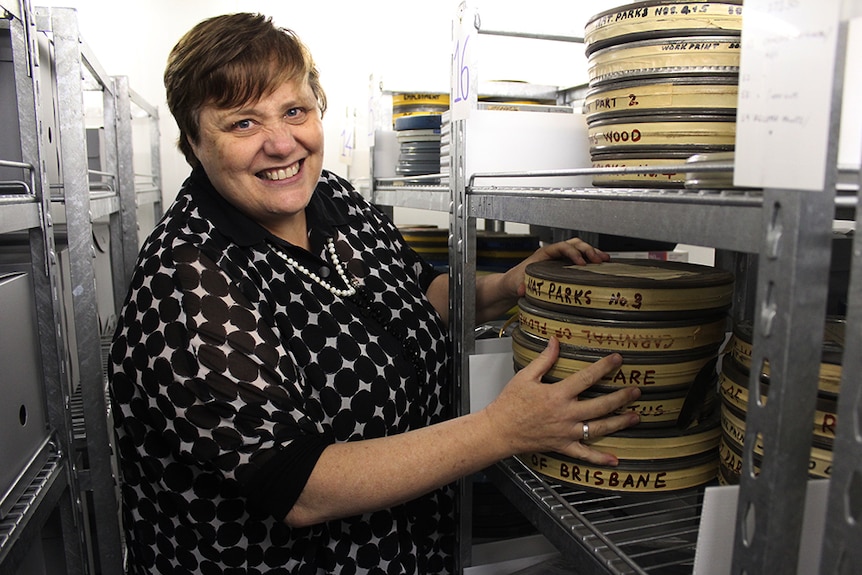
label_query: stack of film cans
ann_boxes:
[398,225,449,269]
[391,93,448,185]
[516,258,735,493]
[582,0,743,188]
[398,226,540,276]
[476,231,540,273]
[717,319,844,484]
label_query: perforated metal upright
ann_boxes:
[120,81,163,258]
[448,94,476,575]
[817,14,862,570]
[729,12,848,574]
[819,166,862,573]
[34,6,130,574]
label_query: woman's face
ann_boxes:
[190,77,324,239]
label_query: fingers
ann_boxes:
[572,411,640,466]
[560,237,610,265]
[578,393,640,441]
[567,386,640,466]
[558,400,639,466]
[561,352,624,397]
[517,336,560,381]
[559,356,641,466]
[515,339,641,467]
[538,237,609,266]
[575,384,640,424]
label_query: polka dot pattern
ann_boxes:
[110,170,454,574]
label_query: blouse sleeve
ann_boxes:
[110,241,332,521]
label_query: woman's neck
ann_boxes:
[264,210,310,250]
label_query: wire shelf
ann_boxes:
[489,456,709,575]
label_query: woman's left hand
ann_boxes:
[433,237,609,326]
[505,237,609,300]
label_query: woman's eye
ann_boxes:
[286,108,306,123]
[234,119,253,130]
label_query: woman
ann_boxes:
[109,12,640,575]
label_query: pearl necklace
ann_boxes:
[271,237,357,297]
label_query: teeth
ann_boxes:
[262,163,299,180]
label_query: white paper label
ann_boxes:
[734,0,842,191]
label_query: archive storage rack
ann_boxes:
[369,5,862,575]
[1,3,163,574]
[1,2,83,574]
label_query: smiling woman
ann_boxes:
[108,11,639,575]
[188,79,325,245]
[163,13,326,246]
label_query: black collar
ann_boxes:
[188,166,352,252]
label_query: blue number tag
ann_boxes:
[451,1,477,120]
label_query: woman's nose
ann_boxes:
[262,122,297,156]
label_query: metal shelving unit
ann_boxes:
[0,2,86,574]
[368,4,862,574]
[1,3,163,574]
[463,180,852,575]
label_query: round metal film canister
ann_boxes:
[718,354,839,443]
[523,440,718,494]
[517,297,728,353]
[591,152,694,188]
[523,258,734,318]
[727,318,844,396]
[587,35,741,86]
[587,113,736,155]
[511,325,720,393]
[583,76,739,123]
[584,0,743,56]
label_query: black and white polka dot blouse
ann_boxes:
[109,167,454,574]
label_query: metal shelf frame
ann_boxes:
[128,83,165,238]
[820,176,862,572]
[34,7,129,575]
[466,183,764,254]
[0,3,87,574]
[370,185,450,212]
[0,5,165,573]
[367,4,862,574]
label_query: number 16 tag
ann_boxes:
[451,1,478,121]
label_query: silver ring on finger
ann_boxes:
[582,421,590,442]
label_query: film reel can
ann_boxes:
[585,0,743,56]
[523,258,734,318]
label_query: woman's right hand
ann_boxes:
[482,336,641,466]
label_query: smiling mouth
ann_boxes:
[259,162,300,181]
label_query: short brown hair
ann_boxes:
[164,12,327,167]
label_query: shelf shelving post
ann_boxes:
[730,7,849,572]
[35,6,126,574]
[126,84,164,242]
[109,74,139,315]
[449,112,477,573]
[819,164,862,572]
